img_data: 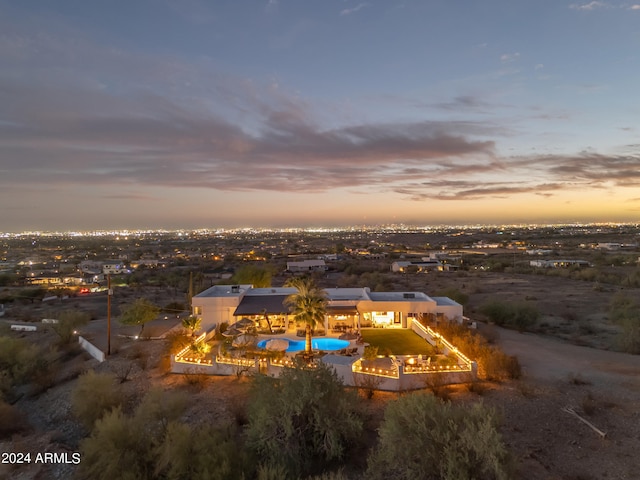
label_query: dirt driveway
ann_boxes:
[496,326,640,392]
[483,325,640,479]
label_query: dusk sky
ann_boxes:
[1,1,639,232]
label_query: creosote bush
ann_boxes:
[0,335,48,399]
[51,310,90,344]
[367,393,512,480]
[72,370,122,428]
[480,299,540,332]
[246,362,364,478]
[78,388,246,480]
[427,321,521,381]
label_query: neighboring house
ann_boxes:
[26,273,61,285]
[102,261,127,274]
[390,260,449,273]
[286,259,328,273]
[79,260,103,275]
[192,285,463,333]
[130,259,161,269]
[526,249,553,255]
[529,259,590,268]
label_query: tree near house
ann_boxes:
[284,277,327,356]
[181,315,201,337]
[119,298,160,336]
[231,264,272,288]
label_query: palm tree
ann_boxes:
[285,277,328,357]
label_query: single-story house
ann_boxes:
[192,285,463,333]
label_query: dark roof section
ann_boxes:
[233,294,290,316]
[326,305,359,315]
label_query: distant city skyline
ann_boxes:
[1,1,639,232]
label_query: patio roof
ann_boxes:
[326,305,359,315]
[233,294,290,316]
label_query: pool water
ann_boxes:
[257,337,350,353]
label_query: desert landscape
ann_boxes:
[2,260,640,479]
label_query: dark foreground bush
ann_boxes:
[367,393,512,480]
[246,362,364,478]
[78,388,246,480]
[72,370,122,428]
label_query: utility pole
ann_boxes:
[107,274,112,356]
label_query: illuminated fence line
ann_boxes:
[411,319,473,367]
[404,363,471,374]
[174,332,212,365]
[352,360,399,379]
[178,356,213,365]
[215,356,258,367]
[270,357,296,368]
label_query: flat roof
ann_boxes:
[245,287,297,296]
[195,284,252,298]
[325,287,370,301]
[367,291,433,302]
[432,296,461,306]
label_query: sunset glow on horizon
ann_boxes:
[1,1,639,232]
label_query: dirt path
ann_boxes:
[495,326,640,393]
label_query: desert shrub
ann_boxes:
[483,351,521,381]
[246,362,364,478]
[78,406,155,480]
[617,316,640,354]
[0,336,47,397]
[165,330,192,355]
[79,388,196,480]
[434,287,469,306]
[111,361,134,383]
[479,299,539,332]
[427,322,521,381]
[72,370,122,428]
[609,293,640,353]
[367,393,512,480]
[163,301,186,313]
[155,423,247,480]
[305,471,351,480]
[127,342,150,371]
[479,300,512,325]
[231,264,273,288]
[256,464,289,480]
[51,310,90,344]
[0,400,30,438]
[362,345,379,360]
[354,372,383,399]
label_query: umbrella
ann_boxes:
[339,332,358,340]
[235,318,255,329]
[264,338,289,351]
[233,334,257,347]
[221,326,242,337]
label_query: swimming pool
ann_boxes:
[257,337,350,353]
